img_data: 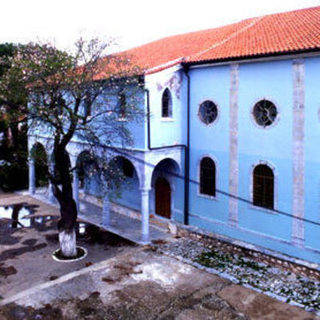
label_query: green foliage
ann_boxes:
[0,38,143,203]
[0,122,28,191]
[0,43,15,77]
[0,43,29,191]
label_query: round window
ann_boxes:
[253,100,277,127]
[199,100,218,125]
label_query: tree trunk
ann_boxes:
[52,147,78,258]
[59,229,77,257]
[57,197,78,257]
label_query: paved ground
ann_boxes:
[0,193,319,319]
[0,209,136,300]
[0,246,318,320]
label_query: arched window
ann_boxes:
[253,164,274,209]
[200,157,216,196]
[162,88,172,118]
[118,91,126,119]
[122,158,134,178]
[111,156,134,178]
[83,90,93,117]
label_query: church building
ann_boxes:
[28,6,320,265]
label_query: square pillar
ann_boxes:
[102,194,110,227]
[48,161,55,203]
[73,170,80,212]
[29,158,36,195]
[141,188,150,243]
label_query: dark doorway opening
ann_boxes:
[155,177,171,219]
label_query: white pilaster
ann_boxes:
[292,59,305,247]
[228,63,239,227]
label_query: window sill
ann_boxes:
[161,117,174,122]
[198,192,218,201]
[249,204,277,214]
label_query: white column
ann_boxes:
[102,194,110,227]
[73,170,80,212]
[48,161,55,203]
[141,188,150,242]
[29,158,36,195]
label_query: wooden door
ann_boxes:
[155,177,171,218]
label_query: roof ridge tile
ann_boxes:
[187,16,265,61]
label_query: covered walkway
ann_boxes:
[26,138,184,246]
[16,189,170,245]
[78,199,170,245]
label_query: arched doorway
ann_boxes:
[155,177,171,218]
[151,158,180,220]
[108,156,141,212]
[76,151,101,197]
[30,143,49,187]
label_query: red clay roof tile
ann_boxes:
[104,6,320,76]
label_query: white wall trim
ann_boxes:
[187,51,320,70]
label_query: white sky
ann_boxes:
[1,0,319,52]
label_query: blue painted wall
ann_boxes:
[185,58,320,264]
[29,82,146,150]
[304,56,320,252]
[88,84,146,150]
[237,60,293,242]
[111,169,141,212]
[188,65,230,225]
[146,68,187,148]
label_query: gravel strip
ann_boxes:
[154,237,320,314]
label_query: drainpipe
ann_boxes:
[145,69,190,225]
[183,66,190,225]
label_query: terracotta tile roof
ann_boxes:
[102,6,320,76]
[187,6,320,63]
[121,17,254,74]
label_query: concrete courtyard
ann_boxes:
[0,193,318,319]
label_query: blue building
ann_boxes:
[29,6,320,265]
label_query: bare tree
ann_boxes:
[0,38,143,257]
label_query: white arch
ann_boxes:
[108,155,141,187]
